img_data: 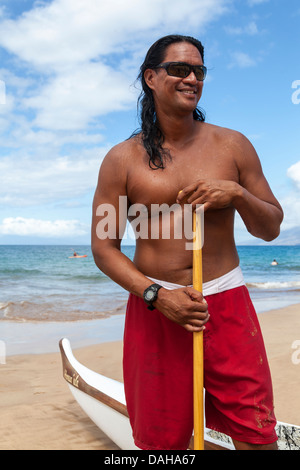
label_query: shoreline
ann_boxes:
[1,314,126,356]
[0,302,299,450]
[1,297,300,357]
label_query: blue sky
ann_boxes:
[0,0,299,245]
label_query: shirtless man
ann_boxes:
[91,35,283,450]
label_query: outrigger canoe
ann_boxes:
[59,338,300,451]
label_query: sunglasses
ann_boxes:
[155,62,207,81]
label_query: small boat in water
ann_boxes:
[59,338,300,450]
[68,255,87,259]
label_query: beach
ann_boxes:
[1,303,300,450]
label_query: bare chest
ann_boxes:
[127,145,239,208]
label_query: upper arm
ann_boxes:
[233,132,283,212]
[91,143,129,252]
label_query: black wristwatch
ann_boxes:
[143,284,162,310]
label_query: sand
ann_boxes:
[0,304,300,450]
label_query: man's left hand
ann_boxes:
[177,179,241,211]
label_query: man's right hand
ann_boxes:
[154,287,210,332]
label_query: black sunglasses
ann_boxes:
[155,62,207,81]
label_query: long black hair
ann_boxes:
[132,34,205,170]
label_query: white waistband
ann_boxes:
[148,266,245,296]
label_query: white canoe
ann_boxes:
[59,338,300,451]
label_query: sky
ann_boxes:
[0,0,299,245]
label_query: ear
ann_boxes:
[144,68,157,90]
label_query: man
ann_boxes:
[91,34,283,450]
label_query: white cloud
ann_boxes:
[0,0,229,71]
[23,62,138,130]
[280,195,300,231]
[225,21,259,36]
[228,51,257,68]
[0,0,232,221]
[0,79,5,105]
[287,161,300,191]
[0,148,108,206]
[0,216,88,237]
[279,161,300,231]
[0,0,229,132]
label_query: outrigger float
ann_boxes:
[59,338,300,451]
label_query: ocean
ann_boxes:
[1,244,300,322]
[0,244,300,354]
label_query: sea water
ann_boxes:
[0,244,299,354]
[0,245,132,322]
[0,244,299,322]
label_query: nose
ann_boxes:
[183,71,197,84]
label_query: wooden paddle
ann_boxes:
[192,207,204,450]
[178,191,204,450]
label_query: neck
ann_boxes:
[156,110,198,146]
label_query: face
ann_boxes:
[144,42,204,117]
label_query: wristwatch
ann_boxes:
[143,284,162,310]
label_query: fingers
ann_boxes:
[177,183,209,212]
[157,287,210,332]
[176,183,199,203]
[184,324,206,333]
[177,180,235,212]
[183,311,210,332]
[182,289,210,331]
[187,310,210,327]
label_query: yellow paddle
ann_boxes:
[178,191,204,450]
[192,208,204,450]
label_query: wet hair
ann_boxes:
[132,34,205,170]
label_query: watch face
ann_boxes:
[145,289,155,301]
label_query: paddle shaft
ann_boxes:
[193,210,204,450]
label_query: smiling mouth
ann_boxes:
[178,89,197,95]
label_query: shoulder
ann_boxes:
[100,134,143,174]
[203,123,259,166]
[104,134,142,163]
[103,135,143,165]
[202,122,252,148]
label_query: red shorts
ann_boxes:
[123,286,277,450]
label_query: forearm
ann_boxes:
[92,243,209,333]
[92,244,152,298]
[91,238,210,332]
[233,184,283,241]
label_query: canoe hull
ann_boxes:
[68,385,138,450]
[59,338,300,451]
